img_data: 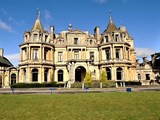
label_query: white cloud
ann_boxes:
[135,48,155,57]
[0,19,14,32]
[44,10,53,22]
[5,53,20,66]
[95,0,108,4]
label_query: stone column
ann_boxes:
[27,67,31,83]
[28,46,31,59]
[110,46,112,59]
[112,45,115,59]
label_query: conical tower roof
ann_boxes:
[31,9,44,33]
[103,12,117,34]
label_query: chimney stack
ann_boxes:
[50,26,54,40]
[94,26,100,42]
[142,57,147,64]
[0,48,4,57]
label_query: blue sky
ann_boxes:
[0,0,160,66]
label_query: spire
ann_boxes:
[110,10,112,22]
[31,9,44,33]
[103,11,117,34]
[37,8,40,19]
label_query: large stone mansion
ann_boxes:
[0,11,159,88]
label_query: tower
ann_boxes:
[19,9,55,83]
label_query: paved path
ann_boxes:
[0,86,160,94]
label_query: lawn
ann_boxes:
[0,92,160,120]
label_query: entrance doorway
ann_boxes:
[117,67,123,80]
[75,66,86,82]
[11,73,16,85]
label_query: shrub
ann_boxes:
[71,82,82,88]
[100,68,107,83]
[91,80,116,88]
[84,71,92,87]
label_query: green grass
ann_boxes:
[0,92,160,120]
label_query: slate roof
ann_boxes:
[0,56,13,67]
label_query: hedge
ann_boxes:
[11,82,65,88]
[71,81,116,88]
[125,81,142,86]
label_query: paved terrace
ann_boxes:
[0,86,160,94]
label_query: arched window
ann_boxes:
[44,69,49,82]
[32,69,38,82]
[58,70,63,82]
[117,67,123,80]
[11,73,16,85]
[106,67,111,80]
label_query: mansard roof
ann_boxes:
[0,56,13,67]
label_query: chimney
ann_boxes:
[136,59,139,64]
[50,26,54,40]
[142,57,147,64]
[0,48,4,57]
[94,26,100,41]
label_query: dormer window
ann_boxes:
[25,35,28,41]
[74,38,78,44]
[45,35,48,42]
[115,34,119,42]
[105,36,109,42]
[33,34,38,41]
[90,40,93,45]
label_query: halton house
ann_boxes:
[0,11,160,88]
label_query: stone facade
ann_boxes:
[1,11,158,88]
[136,53,160,85]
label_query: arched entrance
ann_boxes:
[106,67,111,80]
[117,67,123,80]
[0,75,2,88]
[75,66,86,82]
[11,73,16,85]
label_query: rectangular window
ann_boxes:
[58,52,63,62]
[105,36,108,42]
[116,49,120,59]
[138,74,141,80]
[33,34,38,41]
[33,49,38,60]
[74,38,78,44]
[105,49,110,60]
[74,51,79,59]
[146,74,150,80]
[115,35,119,42]
[90,52,94,61]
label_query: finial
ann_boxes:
[37,8,40,19]
[109,10,112,21]
[68,23,72,31]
